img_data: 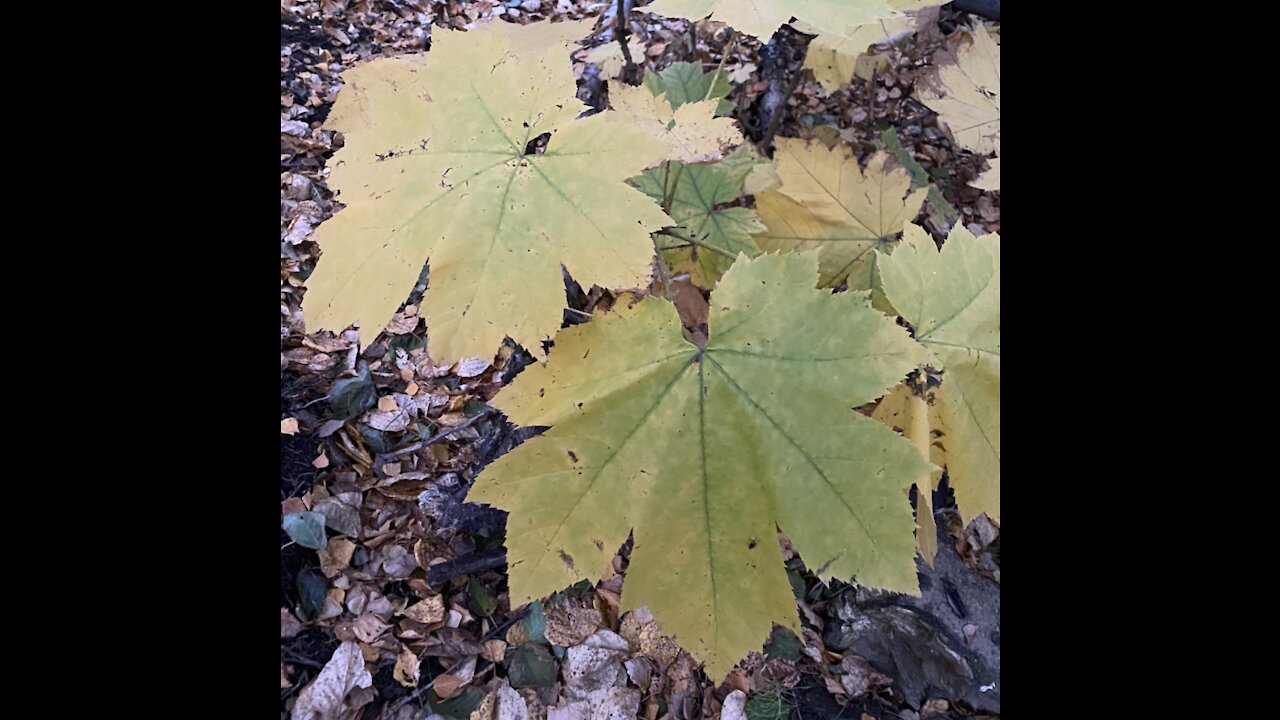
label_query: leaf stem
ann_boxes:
[655,227,737,260]
[704,29,738,101]
[662,161,684,212]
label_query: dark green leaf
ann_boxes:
[296,567,328,620]
[329,365,376,419]
[358,424,392,454]
[764,627,803,661]
[506,643,558,688]
[523,600,548,645]
[467,575,498,618]
[787,569,806,599]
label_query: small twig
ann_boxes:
[866,68,878,139]
[615,0,637,82]
[281,648,326,670]
[653,252,675,301]
[426,550,509,587]
[565,307,592,319]
[379,409,492,463]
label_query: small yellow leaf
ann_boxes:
[970,155,999,191]
[607,82,743,164]
[585,39,636,79]
[377,396,398,412]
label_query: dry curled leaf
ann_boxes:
[291,641,373,720]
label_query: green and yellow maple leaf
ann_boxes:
[631,150,764,286]
[915,23,1000,156]
[644,0,898,41]
[752,138,926,292]
[303,20,673,363]
[469,252,932,679]
[606,82,743,163]
[643,61,735,115]
[878,223,999,523]
[799,1,944,92]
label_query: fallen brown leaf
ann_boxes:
[402,596,446,625]
[432,656,477,699]
[393,647,421,688]
[544,606,603,647]
[318,537,357,578]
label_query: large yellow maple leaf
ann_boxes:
[471,252,931,679]
[303,20,673,363]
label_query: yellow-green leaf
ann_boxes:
[877,224,999,523]
[303,20,672,363]
[644,0,898,41]
[469,252,931,679]
[915,23,1000,155]
[606,82,743,163]
[752,138,926,291]
[631,152,764,286]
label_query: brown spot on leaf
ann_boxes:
[567,449,579,464]
[558,549,575,569]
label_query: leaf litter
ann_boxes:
[282,1,1000,717]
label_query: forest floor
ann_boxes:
[281,2,1000,719]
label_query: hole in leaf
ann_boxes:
[524,132,551,156]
